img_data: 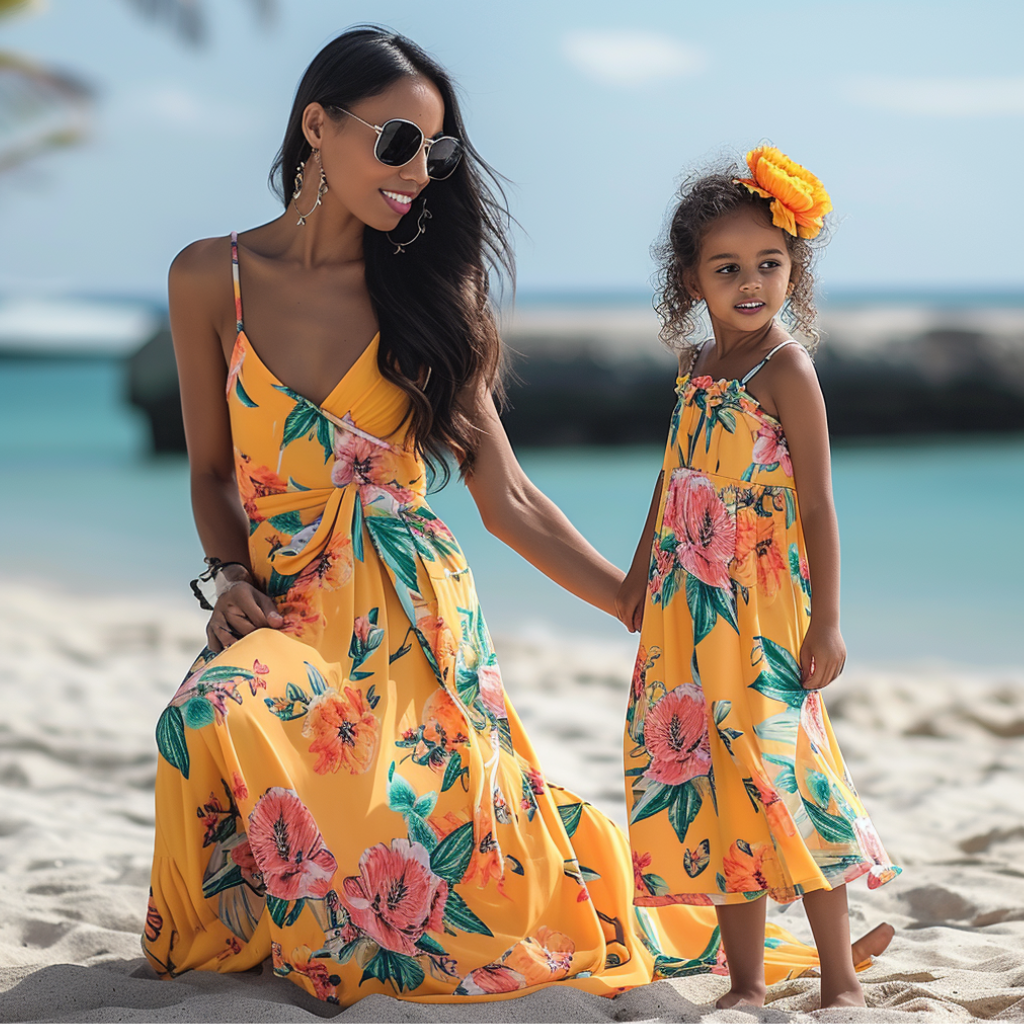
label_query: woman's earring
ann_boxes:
[292,149,328,226]
[387,197,432,254]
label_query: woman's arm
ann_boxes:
[460,383,625,617]
[769,345,846,688]
[616,470,663,633]
[170,239,282,651]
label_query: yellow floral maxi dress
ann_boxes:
[143,237,823,1005]
[625,361,901,908]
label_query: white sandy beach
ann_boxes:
[2,586,1024,1022]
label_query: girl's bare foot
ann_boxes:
[716,984,766,1009]
[821,983,866,1009]
[850,922,895,964]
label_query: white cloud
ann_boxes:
[562,30,706,88]
[844,76,1024,116]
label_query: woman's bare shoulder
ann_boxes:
[169,235,232,283]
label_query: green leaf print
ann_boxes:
[387,769,417,816]
[351,499,365,563]
[802,800,857,845]
[686,575,738,645]
[754,706,801,744]
[361,948,425,993]
[762,754,798,794]
[713,700,731,725]
[156,705,189,777]
[557,802,584,838]
[201,862,244,900]
[199,664,256,685]
[284,681,309,706]
[442,890,493,936]
[305,662,328,696]
[413,792,438,818]
[183,697,215,729]
[806,770,832,808]
[316,416,334,464]
[415,933,448,957]
[441,751,466,793]
[266,895,289,927]
[284,898,307,927]
[406,812,438,853]
[429,821,475,883]
[784,489,797,528]
[629,780,677,825]
[643,871,671,896]
[365,515,421,594]
[749,637,806,707]
[668,781,703,843]
[267,510,303,536]
[266,569,299,599]
[281,403,320,448]
[234,378,258,408]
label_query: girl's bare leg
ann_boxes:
[803,884,865,1008]
[715,897,767,1008]
[851,922,895,965]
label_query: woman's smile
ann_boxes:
[380,188,415,214]
[734,298,766,315]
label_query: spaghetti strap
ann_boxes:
[230,230,243,335]
[740,339,799,386]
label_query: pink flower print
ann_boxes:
[249,659,268,696]
[648,545,674,598]
[247,787,337,900]
[230,771,249,801]
[457,964,527,995]
[633,850,652,892]
[525,767,545,796]
[752,422,792,476]
[663,470,736,590]
[690,375,715,390]
[331,421,385,489]
[477,663,508,721]
[341,838,449,956]
[643,684,712,786]
[225,339,245,400]
[711,946,730,976]
[800,691,829,751]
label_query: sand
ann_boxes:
[2,586,1024,1021]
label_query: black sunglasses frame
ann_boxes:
[335,108,463,181]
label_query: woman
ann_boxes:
[143,26,867,1006]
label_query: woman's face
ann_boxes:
[302,74,446,232]
[691,207,794,334]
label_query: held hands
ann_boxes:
[206,568,284,653]
[615,564,648,634]
[799,621,846,690]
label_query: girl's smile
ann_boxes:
[380,188,416,214]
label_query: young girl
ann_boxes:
[616,148,899,1009]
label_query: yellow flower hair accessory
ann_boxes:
[734,146,832,239]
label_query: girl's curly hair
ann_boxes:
[653,159,830,360]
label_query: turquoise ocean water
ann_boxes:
[2,358,1020,668]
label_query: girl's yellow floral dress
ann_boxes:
[626,346,900,908]
[144,238,824,1005]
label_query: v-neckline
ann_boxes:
[234,330,380,410]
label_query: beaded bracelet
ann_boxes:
[189,557,250,611]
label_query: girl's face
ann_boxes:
[302,74,445,232]
[691,207,794,334]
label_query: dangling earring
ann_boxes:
[387,197,432,254]
[292,149,328,226]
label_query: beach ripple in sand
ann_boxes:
[3,589,1024,1021]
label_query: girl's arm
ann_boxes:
[170,240,283,652]
[616,471,663,632]
[460,383,624,616]
[769,346,846,688]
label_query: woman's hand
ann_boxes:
[799,620,846,690]
[616,563,648,633]
[206,577,284,653]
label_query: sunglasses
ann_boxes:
[336,108,463,181]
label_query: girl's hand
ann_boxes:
[207,579,284,653]
[799,621,846,690]
[615,564,648,633]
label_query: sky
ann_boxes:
[0,0,1022,302]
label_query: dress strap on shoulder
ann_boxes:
[230,230,243,335]
[740,339,799,386]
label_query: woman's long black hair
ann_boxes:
[270,26,513,483]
